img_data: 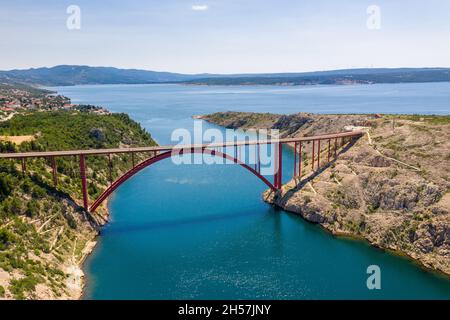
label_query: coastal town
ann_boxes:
[0,83,109,122]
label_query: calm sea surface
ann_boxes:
[54,83,450,299]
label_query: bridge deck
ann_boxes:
[0,131,363,159]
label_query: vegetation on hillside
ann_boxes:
[184,69,450,86]
[2,65,450,87]
[0,111,156,299]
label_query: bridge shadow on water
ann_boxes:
[102,209,264,235]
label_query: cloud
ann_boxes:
[191,5,208,11]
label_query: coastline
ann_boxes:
[262,156,450,277]
[23,98,446,299]
[203,111,450,278]
[274,196,450,279]
[70,197,111,300]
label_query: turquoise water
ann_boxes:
[54,83,450,299]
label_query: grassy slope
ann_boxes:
[0,111,156,299]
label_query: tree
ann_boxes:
[0,228,15,250]
[0,173,15,200]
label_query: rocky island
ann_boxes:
[202,112,450,276]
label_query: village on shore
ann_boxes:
[0,84,109,122]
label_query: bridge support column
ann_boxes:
[51,156,57,186]
[254,144,259,172]
[298,142,302,178]
[334,138,337,158]
[311,140,315,171]
[256,132,261,174]
[257,144,261,173]
[21,158,26,175]
[317,139,321,169]
[293,142,297,177]
[327,139,331,163]
[274,143,282,189]
[79,155,89,211]
[108,154,113,185]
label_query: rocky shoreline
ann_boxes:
[0,196,110,300]
[68,199,110,300]
[203,112,450,276]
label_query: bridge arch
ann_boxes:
[89,148,276,212]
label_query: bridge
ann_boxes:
[0,131,363,212]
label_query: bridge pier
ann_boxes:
[328,139,331,163]
[298,142,302,178]
[294,142,297,176]
[311,140,315,171]
[51,156,57,186]
[257,144,261,173]
[317,139,321,168]
[274,142,282,189]
[334,138,338,158]
[21,158,26,175]
[79,154,89,211]
[108,154,113,185]
[254,144,258,172]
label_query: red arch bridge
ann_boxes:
[0,131,363,212]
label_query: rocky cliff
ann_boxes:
[203,112,450,276]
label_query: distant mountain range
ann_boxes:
[0,65,449,87]
[184,68,450,86]
[0,65,198,86]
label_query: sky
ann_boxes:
[0,0,449,73]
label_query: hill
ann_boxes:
[186,68,450,85]
[1,65,450,87]
[0,65,199,86]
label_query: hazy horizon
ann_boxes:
[2,64,450,75]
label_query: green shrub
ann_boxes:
[9,275,41,300]
[25,200,40,218]
[31,186,46,199]
[303,195,312,204]
[0,173,15,200]
[367,204,379,213]
[0,229,15,250]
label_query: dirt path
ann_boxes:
[0,112,15,122]
[0,134,35,144]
